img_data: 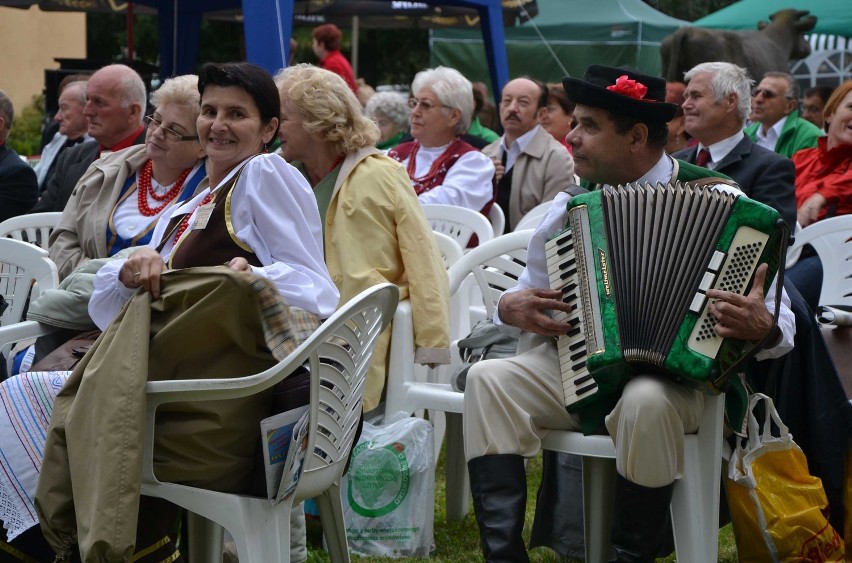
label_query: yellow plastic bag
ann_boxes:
[726,393,844,562]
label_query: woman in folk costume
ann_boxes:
[275,63,450,414]
[388,66,495,214]
[31,62,338,563]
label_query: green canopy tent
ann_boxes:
[694,0,851,37]
[430,0,689,85]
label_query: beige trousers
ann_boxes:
[463,339,704,488]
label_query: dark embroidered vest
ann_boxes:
[168,165,261,269]
[388,139,479,196]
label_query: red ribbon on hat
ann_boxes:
[607,75,649,100]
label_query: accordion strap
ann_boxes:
[686,177,741,191]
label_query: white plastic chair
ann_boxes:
[515,200,553,231]
[487,204,505,237]
[421,203,494,249]
[0,238,59,327]
[432,231,464,270]
[0,320,60,379]
[384,230,533,521]
[785,215,852,306]
[540,392,726,563]
[139,283,399,563]
[0,212,63,250]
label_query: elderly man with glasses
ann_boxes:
[744,71,824,159]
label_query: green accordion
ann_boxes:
[545,181,785,432]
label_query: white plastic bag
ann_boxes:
[342,413,435,557]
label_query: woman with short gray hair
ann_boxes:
[365,91,409,150]
[388,66,494,213]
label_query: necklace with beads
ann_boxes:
[406,138,462,188]
[137,160,193,217]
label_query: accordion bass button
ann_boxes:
[708,250,726,272]
[689,293,706,314]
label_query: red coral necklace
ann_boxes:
[406,138,461,185]
[137,159,193,217]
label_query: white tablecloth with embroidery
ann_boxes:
[0,371,71,540]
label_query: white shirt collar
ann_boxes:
[699,131,746,169]
[501,124,541,171]
[630,152,674,187]
[754,114,789,151]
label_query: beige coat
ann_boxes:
[483,125,575,230]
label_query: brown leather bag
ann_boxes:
[29,330,101,372]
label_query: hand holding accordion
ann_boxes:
[544,181,787,427]
[707,263,775,342]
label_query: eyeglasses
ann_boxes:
[144,115,199,142]
[407,98,447,112]
[751,88,790,100]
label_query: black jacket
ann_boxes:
[0,144,38,221]
[674,136,797,232]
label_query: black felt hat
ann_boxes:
[562,65,677,122]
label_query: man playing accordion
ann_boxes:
[463,64,796,562]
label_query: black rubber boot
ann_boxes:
[468,454,530,563]
[610,474,675,563]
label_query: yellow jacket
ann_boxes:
[324,147,450,411]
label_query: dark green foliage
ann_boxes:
[7,95,45,158]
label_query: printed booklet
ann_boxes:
[260,405,310,502]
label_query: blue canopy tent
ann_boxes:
[134,0,510,103]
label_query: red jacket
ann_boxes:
[321,50,357,94]
[793,137,852,220]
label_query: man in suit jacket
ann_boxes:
[32,64,147,213]
[34,80,92,192]
[483,77,574,231]
[0,90,38,221]
[674,62,797,232]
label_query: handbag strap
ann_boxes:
[744,393,790,448]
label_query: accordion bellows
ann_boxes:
[546,181,785,430]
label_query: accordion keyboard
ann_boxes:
[545,209,603,408]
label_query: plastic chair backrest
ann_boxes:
[432,231,464,270]
[487,204,505,237]
[447,229,533,334]
[515,201,553,231]
[786,215,852,306]
[0,238,59,326]
[0,212,63,250]
[421,204,494,248]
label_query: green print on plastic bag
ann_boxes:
[347,440,410,517]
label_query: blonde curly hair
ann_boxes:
[274,64,379,153]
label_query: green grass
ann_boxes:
[305,445,741,562]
